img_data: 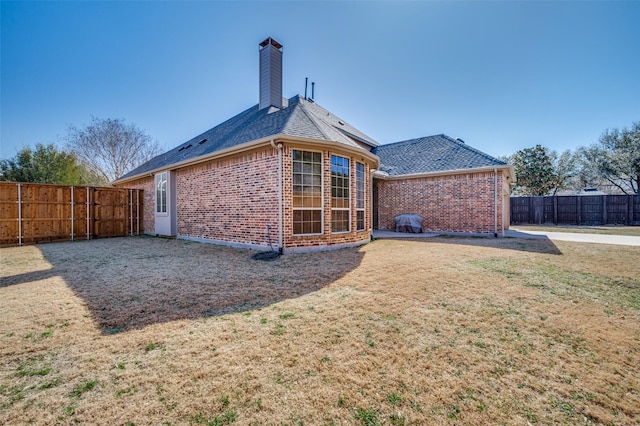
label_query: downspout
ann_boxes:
[370,169,378,236]
[270,139,284,251]
[494,167,498,237]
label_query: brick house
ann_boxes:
[114,37,514,253]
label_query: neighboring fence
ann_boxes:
[511,195,640,226]
[0,182,143,246]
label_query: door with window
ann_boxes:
[154,170,177,236]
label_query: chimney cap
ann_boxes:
[259,37,283,50]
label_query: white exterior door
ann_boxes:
[154,170,177,236]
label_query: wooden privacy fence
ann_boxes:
[0,182,143,246]
[511,195,640,226]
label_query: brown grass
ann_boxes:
[1,236,639,425]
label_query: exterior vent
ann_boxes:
[259,37,283,110]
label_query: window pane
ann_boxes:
[155,172,167,213]
[357,210,365,231]
[293,150,323,235]
[331,210,349,233]
[293,222,302,235]
[356,162,365,210]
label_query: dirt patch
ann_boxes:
[1,236,639,425]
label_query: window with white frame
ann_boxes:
[155,172,167,214]
[356,162,365,231]
[331,155,350,233]
[292,150,322,235]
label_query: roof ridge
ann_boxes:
[440,134,506,165]
[297,99,332,140]
[375,135,439,149]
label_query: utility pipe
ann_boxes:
[270,139,284,251]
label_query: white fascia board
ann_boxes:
[374,165,516,182]
[113,134,381,185]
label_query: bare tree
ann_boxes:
[577,121,639,194]
[66,117,161,182]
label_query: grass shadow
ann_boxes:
[1,237,365,334]
[374,233,563,255]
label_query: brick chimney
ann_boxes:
[259,37,283,110]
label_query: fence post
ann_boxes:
[70,186,74,241]
[129,189,133,236]
[17,183,23,246]
[602,195,607,225]
[529,196,533,224]
[136,190,140,235]
[577,196,581,225]
[553,196,558,225]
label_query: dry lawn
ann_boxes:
[1,235,639,425]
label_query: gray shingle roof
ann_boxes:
[373,134,506,177]
[118,95,379,181]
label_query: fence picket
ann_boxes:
[511,195,639,226]
[0,182,143,246]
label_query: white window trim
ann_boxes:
[331,155,350,234]
[155,171,168,216]
[292,149,324,236]
[356,162,366,232]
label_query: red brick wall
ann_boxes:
[117,176,155,234]
[375,171,508,235]
[281,145,374,252]
[118,143,377,252]
[177,148,280,248]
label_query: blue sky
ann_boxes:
[2,1,639,161]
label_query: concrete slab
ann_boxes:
[506,229,640,247]
[372,230,440,239]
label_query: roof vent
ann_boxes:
[456,138,465,144]
[338,120,345,126]
[259,37,283,110]
[199,138,207,144]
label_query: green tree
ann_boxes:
[0,144,106,185]
[66,117,160,182]
[511,145,559,196]
[550,148,579,194]
[577,122,639,194]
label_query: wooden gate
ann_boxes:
[0,182,142,246]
